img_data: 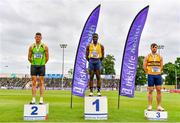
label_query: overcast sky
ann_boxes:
[0,0,180,75]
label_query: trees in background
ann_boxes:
[163,57,180,85]
[135,56,146,85]
[101,54,116,75]
[68,54,179,86]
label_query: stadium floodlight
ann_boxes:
[60,44,67,90]
[157,45,164,55]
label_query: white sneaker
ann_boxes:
[97,92,101,96]
[147,105,152,111]
[157,106,165,111]
[39,100,44,104]
[89,92,93,96]
[30,97,36,104]
[39,97,44,104]
[29,101,35,104]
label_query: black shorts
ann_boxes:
[31,65,45,76]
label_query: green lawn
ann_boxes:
[0,89,179,122]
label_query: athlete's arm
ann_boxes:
[101,45,104,60]
[143,56,148,74]
[28,46,32,63]
[160,56,163,72]
[86,45,89,61]
[45,45,49,64]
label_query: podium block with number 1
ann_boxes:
[84,96,108,120]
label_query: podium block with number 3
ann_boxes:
[144,110,168,120]
[84,96,108,120]
[24,103,49,120]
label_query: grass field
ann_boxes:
[0,89,180,122]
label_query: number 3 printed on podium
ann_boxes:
[156,112,160,118]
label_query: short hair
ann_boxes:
[151,43,158,48]
[35,32,41,36]
[92,33,98,37]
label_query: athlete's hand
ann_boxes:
[161,68,163,73]
[144,69,148,74]
[28,59,32,63]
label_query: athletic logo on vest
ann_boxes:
[35,43,41,52]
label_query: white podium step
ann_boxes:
[144,110,168,120]
[24,103,49,120]
[84,96,108,120]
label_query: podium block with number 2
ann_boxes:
[24,103,49,120]
[84,96,108,120]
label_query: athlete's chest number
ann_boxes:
[92,50,99,58]
[152,67,160,72]
[34,53,43,58]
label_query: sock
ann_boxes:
[90,87,93,92]
[32,97,36,103]
[40,97,43,103]
[97,87,101,92]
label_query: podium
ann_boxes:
[84,96,108,120]
[144,110,168,120]
[24,103,49,120]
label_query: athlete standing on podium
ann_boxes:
[86,33,104,96]
[143,43,164,111]
[28,32,49,104]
